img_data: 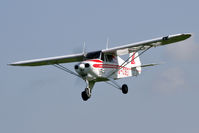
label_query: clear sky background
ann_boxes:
[1,0,199,133]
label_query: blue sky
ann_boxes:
[1,0,199,133]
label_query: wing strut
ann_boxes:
[53,64,81,78]
[105,81,119,89]
[105,78,121,90]
[107,46,152,78]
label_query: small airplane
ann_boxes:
[9,33,191,101]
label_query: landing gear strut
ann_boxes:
[106,78,129,95]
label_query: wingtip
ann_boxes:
[183,33,192,38]
[8,63,15,66]
[8,62,20,66]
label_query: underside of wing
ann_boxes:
[9,53,84,66]
[10,33,191,66]
[102,33,191,56]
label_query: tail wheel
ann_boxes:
[122,84,128,94]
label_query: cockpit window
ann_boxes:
[85,51,101,59]
[102,53,117,63]
[106,55,114,62]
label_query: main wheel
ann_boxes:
[81,88,91,101]
[122,84,128,94]
[81,91,89,101]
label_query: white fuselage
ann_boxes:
[74,58,136,82]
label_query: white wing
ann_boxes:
[9,53,84,66]
[10,33,191,66]
[102,33,191,55]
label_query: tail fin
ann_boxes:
[129,52,141,75]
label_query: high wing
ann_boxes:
[102,33,191,55]
[9,53,84,66]
[9,33,191,66]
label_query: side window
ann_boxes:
[104,54,117,63]
[106,55,113,62]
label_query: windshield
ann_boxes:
[85,51,101,59]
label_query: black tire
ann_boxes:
[81,91,89,101]
[122,84,128,94]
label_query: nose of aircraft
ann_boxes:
[74,63,91,76]
[79,64,85,71]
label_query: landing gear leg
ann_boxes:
[107,78,128,94]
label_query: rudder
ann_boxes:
[129,52,142,75]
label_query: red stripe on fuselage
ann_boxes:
[93,64,131,70]
[87,59,103,63]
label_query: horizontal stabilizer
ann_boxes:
[140,63,159,67]
[131,63,159,69]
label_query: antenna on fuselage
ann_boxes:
[106,37,109,50]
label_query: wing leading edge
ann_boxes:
[9,33,191,66]
[102,33,191,55]
[9,53,84,66]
